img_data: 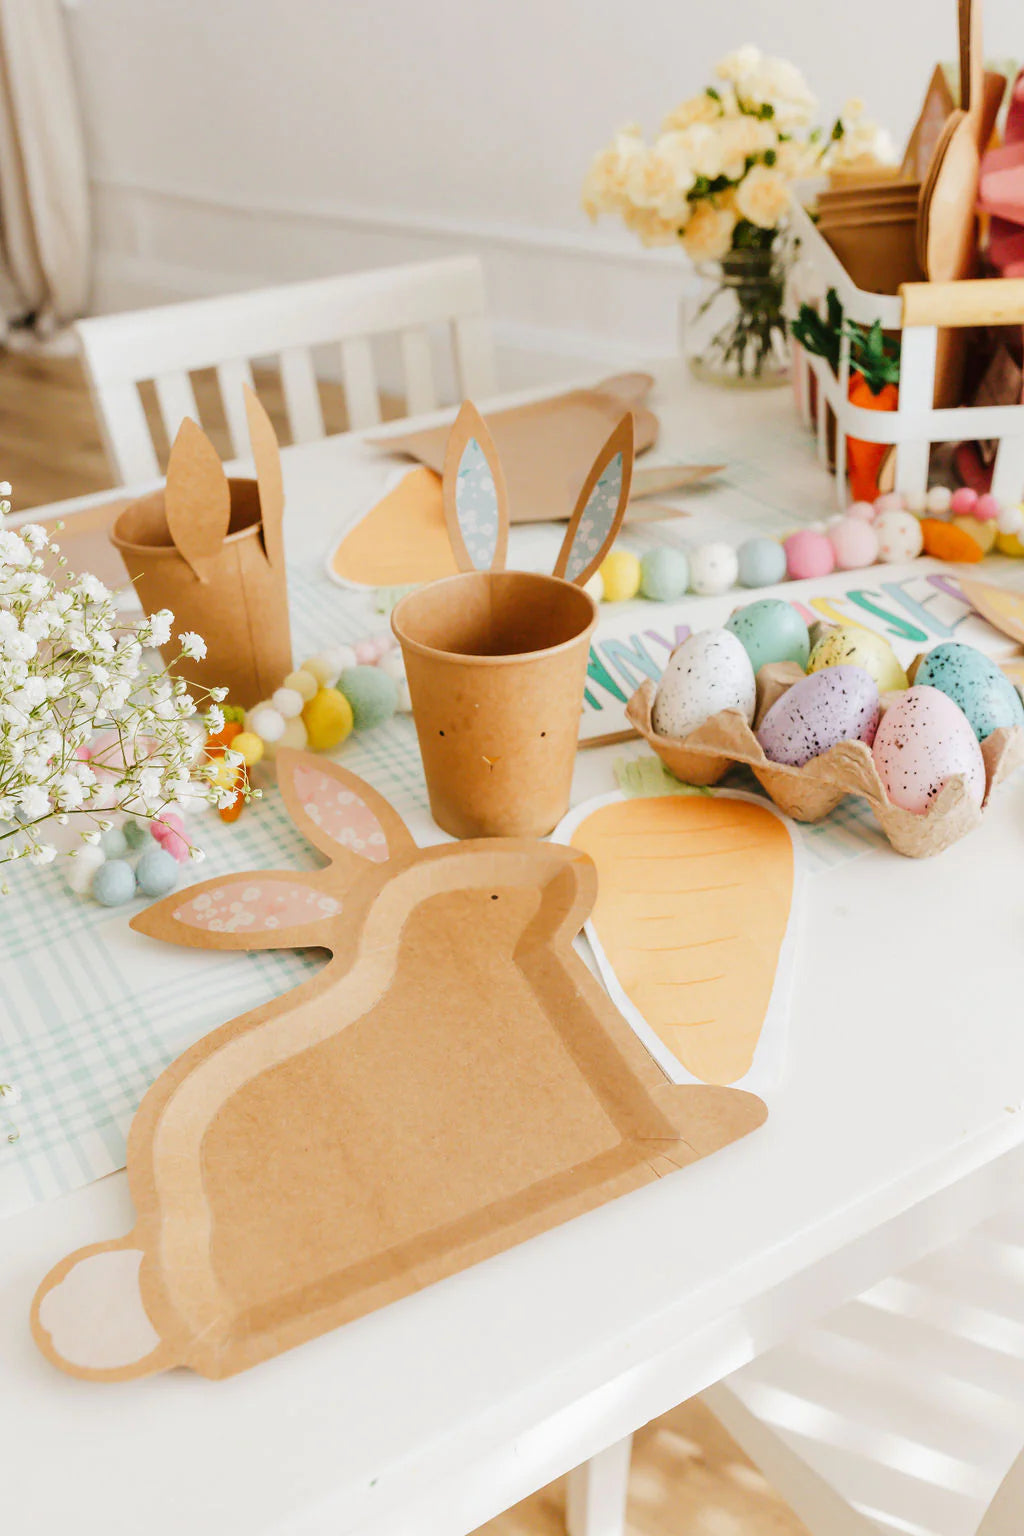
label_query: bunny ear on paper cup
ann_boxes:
[553,413,634,587]
[442,400,510,574]
[163,418,232,583]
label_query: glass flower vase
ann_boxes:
[681,246,790,388]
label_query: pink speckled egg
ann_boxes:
[784,528,836,580]
[872,686,985,813]
[848,501,876,521]
[828,515,879,570]
[950,486,979,517]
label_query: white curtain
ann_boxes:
[0,0,90,336]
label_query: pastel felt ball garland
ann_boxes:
[210,636,412,822]
[590,486,1024,604]
[66,811,193,906]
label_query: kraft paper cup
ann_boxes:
[392,570,597,839]
[111,479,292,706]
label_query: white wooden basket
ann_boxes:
[788,196,1024,507]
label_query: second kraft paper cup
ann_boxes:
[392,570,597,839]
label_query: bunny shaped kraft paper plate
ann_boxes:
[31,752,767,1383]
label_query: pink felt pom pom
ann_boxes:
[354,639,377,664]
[784,528,836,580]
[951,486,979,517]
[151,812,189,863]
[847,501,877,522]
[873,492,904,514]
[975,493,1001,521]
[828,516,880,570]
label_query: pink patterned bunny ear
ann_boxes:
[276,750,417,867]
[131,870,346,953]
[553,414,634,587]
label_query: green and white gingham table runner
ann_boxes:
[2,398,1020,1218]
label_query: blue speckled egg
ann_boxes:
[914,642,1024,742]
[737,537,787,588]
[757,665,880,766]
[725,599,810,675]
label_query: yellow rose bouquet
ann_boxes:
[583,47,894,384]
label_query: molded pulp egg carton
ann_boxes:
[626,662,1024,858]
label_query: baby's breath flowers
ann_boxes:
[0,1081,20,1145]
[0,482,245,878]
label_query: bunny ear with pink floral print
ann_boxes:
[276,750,416,867]
[131,870,348,952]
[553,414,634,587]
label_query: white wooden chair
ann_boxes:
[568,1204,1024,1536]
[75,255,497,483]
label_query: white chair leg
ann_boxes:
[566,1436,633,1536]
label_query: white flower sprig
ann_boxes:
[0,482,237,879]
[0,1081,20,1145]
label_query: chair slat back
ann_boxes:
[75,256,495,481]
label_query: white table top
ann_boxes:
[5,364,1024,1536]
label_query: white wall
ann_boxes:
[65,0,1022,381]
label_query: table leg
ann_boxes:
[566,1436,633,1536]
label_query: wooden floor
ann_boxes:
[0,342,811,1536]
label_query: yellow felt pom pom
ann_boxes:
[231,731,265,767]
[599,550,642,602]
[283,668,319,702]
[302,687,354,751]
[996,530,1024,557]
[208,757,238,791]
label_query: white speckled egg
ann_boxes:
[651,629,756,740]
[689,543,739,596]
[872,686,985,813]
[874,509,924,563]
[757,665,880,766]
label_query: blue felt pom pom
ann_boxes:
[92,859,137,906]
[135,847,180,898]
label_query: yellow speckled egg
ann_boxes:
[598,550,642,602]
[807,624,908,692]
[302,686,354,751]
[951,515,997,554]
[996,529,1024,557]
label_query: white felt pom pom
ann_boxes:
[272,687,304,720]
[65,844,106,895]
[377,650,406,682]
[926,485,952,514]
[998,505,1024,536]
[247,704,286,743]
[313,645,357,684]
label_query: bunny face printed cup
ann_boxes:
[31,751,766,1381]
[392,401,635,838]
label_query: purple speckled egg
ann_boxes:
[872,685,985,813]
[757,665,880,767]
